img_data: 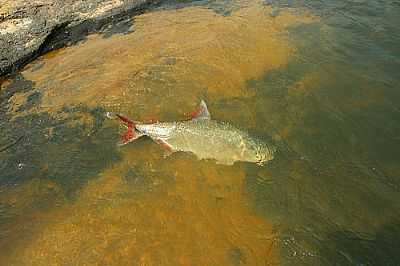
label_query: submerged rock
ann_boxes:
[0,0,161,77]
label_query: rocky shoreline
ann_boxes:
[0,0,164,77]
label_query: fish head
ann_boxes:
[247,140,275,166]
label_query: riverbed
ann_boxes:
[0,0,399,265]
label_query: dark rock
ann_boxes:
[0,0,162,77]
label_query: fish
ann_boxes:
[107,100,275,165]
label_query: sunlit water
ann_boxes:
[1,0,399,265]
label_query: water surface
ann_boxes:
[1,0,399,265]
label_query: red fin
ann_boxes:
[120,124,135,145]
[116,114,137,146]
[116,114,134,127]
[189,100,210,120]
[189,109,201,120]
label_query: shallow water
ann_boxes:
[1,0,399,265]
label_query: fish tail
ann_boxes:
[115,114,134,126]
[108,113,143,146]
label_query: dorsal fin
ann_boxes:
[191,100,211,121]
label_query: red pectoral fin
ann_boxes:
[155,138,173,152]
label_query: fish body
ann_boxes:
[110,101,275,165]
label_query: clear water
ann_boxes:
[0,0,399,265]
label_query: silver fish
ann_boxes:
[108,100,275,165]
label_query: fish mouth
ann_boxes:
[256,147,275,166]
[256,158,272,166]
[256,157,271,166]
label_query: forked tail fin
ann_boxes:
[106,112,143,146]
[117,114,137,145]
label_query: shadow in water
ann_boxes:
[0,75,35,106]
[0,75,123,260]
[0,76,121,197]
